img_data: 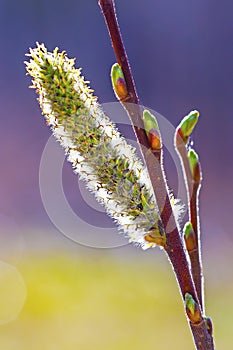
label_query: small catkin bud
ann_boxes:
[185,293,202,324]
[143,110,161,150]
[148,129,161,150]
[144,230,166,247]
[25,43,169,250]
[184,222,196,252]
[204,317,213,336]
[187,149,202,183]
[177,110,199,144]
[111,63,128,101]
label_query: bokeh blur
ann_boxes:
[0,0,232,349]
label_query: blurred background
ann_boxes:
[0,0,232,349]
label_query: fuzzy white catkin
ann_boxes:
[25,43,168,249]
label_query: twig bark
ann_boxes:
[98,1,214,349]
[190,322,215,350]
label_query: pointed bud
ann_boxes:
[177,110,199,144]
[111,63,128,101]
[143,110,161,150]
[184,222,196,252]
[143,110,159,133]
[185,293,202,324]
[205,317,213,336]
[187,149,202,183]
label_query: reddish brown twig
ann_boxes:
[175,131,204,310]
[98,1,214,349]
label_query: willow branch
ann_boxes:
[98,1,214,349]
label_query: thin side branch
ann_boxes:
[175,133,204,310]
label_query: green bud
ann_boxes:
[205,317,213,336]
[143,110,159,133]
[185,293,202,324]
[187,149,202,183]
[111,63,128,101]
[143,110,161,150]
[178,110,199,143]
[184,222,196,252]
[185,293,195,315]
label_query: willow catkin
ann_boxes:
[25,43,166,249]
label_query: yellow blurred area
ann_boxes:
[0,262,26,325]
[0,253,231,349]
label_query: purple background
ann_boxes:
[0,0,232,251]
